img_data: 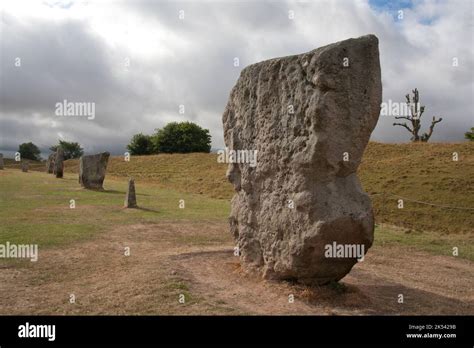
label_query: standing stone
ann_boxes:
[124,178,137,208]
[0,153,4,170]
[55,148,64,178]
[222,35,382,284]
[46,153,55,174]
[79,152,110,190]
[21,160,29,172]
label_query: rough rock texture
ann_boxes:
[0,153,3,170]
[79,152,110,190]
[222,35,382,284]
[46,153,55,174]
[21,161,29,172]
[55,149,64,178]
[124,178,137,208]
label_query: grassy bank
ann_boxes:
[59,142,474,234]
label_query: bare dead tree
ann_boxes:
[393,88,443,142]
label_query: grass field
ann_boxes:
[360,142,473,234]
[1,167,472,259]
[1,142,473,315]
[0,170,228,248]
[60,142,473,234]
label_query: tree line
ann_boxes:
[14,106,474,161]
[17,121,212,161]
[18,141,84,161]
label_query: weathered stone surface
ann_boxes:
[21,160,29,172]
[0,153,4,170]
[222,35,382,284]
[46,153,55,174]
[55,149,64,178]
[79,152,110,190]
[124,178,137,208]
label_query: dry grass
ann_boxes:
[62,142,474,233]
[359,142,474,234]
[1,220,472,315]
[64,152,230,199]
[3,158,44,171]
[0,165,472,315]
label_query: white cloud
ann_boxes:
[0,0,472,158]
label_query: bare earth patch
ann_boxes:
[0,222,472,315]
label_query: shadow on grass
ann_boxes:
[99,189,126,194]
[101,189,151,196]
[129,206,160,213]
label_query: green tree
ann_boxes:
[49,140,84,160]
[18,142,41,161]
[152,122,211,153]
[465,127,474,141]
[126,133,154,155]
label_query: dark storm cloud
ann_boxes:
[1,14,117,113]
[0,10,172,156]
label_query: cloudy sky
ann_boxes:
[1,0,473,157]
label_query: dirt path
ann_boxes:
[0,222,472,315]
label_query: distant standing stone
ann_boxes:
[79,152,110,190]
[124,178,138,208]
[46,153,55,174]
[21,160,29,172]
[0,153,4,170]
[55,148,64,178]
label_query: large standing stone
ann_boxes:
[46,153,55,174]
[55,149,64,178]
[124,178,137,208]
[0,153,4,170]
[79,152,110,190]
[21,160,29,172]
[222,35,382,284]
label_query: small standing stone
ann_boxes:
[55,148,64,178]
[124,178,137,208]
[46,153,55,174]
[0,153,4,170]
[21,160,29,172]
